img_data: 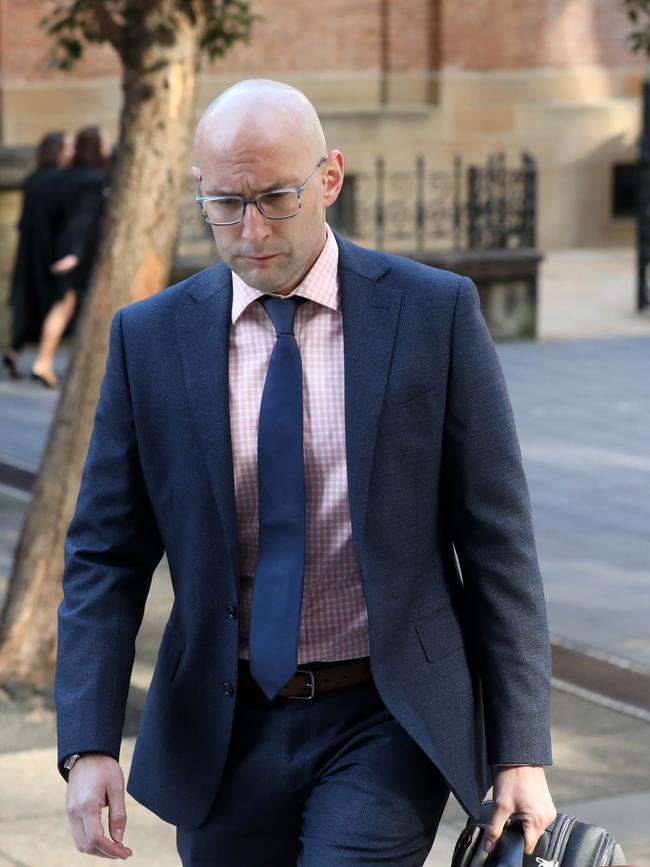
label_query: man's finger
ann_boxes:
[69,809,113,856]
[521,809,557,855]
[483,802,512,853]
[74,815,116,858]
[81,811,132,859]
[69,815,90,855]
[107,784,128,844]
[522,820,543,856]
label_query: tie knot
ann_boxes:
[258,294,306,335]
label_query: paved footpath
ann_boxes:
[0,248,649,866]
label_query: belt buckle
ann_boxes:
[290,668,316,700]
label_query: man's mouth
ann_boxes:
[244,254,280,264]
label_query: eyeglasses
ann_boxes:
[195,156,327,226]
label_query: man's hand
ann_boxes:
[484,765,556,855]
[50,254,79,274]
[66,754,133,859]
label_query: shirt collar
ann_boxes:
[231,224,339,324]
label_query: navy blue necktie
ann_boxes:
[249,294,307,700]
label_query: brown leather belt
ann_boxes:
[238,656,372,700]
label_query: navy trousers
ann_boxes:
[176,657,450,866]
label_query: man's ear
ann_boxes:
[191,165,201,183]
[323,150,344,208]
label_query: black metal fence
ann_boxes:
[328,151,537,254]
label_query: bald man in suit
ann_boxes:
[56,79,555,865]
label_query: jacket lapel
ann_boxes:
[175,263,240,578]
[336,234,402,562]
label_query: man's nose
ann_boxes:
[240,202,272,243]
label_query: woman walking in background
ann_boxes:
[30,125,112,388]
[2,131,74,379]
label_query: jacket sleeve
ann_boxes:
[55,307,164,781]
[441,275,553,767]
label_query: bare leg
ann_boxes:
[32,289,77,386]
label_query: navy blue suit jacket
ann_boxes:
[55,231,552,829]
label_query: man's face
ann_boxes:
[193,133,342,295]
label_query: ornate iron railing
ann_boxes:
[329,151,536,254]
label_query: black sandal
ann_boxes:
[2,352,21,379]
[30,369,59,388]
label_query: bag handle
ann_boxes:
[491,829,525,867]
[470,823,525,867]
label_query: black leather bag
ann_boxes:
[451,801,627,867]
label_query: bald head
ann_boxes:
[194,79,326,162]
[191,78,344,296]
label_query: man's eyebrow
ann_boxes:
[204,178,298,196]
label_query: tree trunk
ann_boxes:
[0,2,205,687]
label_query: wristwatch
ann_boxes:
[62,753,83,780]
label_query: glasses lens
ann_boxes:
[258,191,300,219]
[203,197,243,224]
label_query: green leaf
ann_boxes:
[42,0,253,70]
[622,0,650,58]
[201,0,255,59]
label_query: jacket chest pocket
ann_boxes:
[382,383,444,443]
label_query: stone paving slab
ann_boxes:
[0,359,62,472]
[497,335,650,670]
[0,493,25,609]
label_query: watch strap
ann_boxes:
[60,751,112,782]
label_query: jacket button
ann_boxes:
[226,604,237,619]
[223,681,234,697]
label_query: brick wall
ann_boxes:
[0,0,119,82]
[386,0,432,73]
[441,0,646,70]
[2,0,643,86]
[202,0,384,74]
[1,0,439,81]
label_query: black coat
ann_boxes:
[54,165,108,299]
[8,166,65,348]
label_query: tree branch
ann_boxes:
[86,0,127,55]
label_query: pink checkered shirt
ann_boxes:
[230,226,369,664]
